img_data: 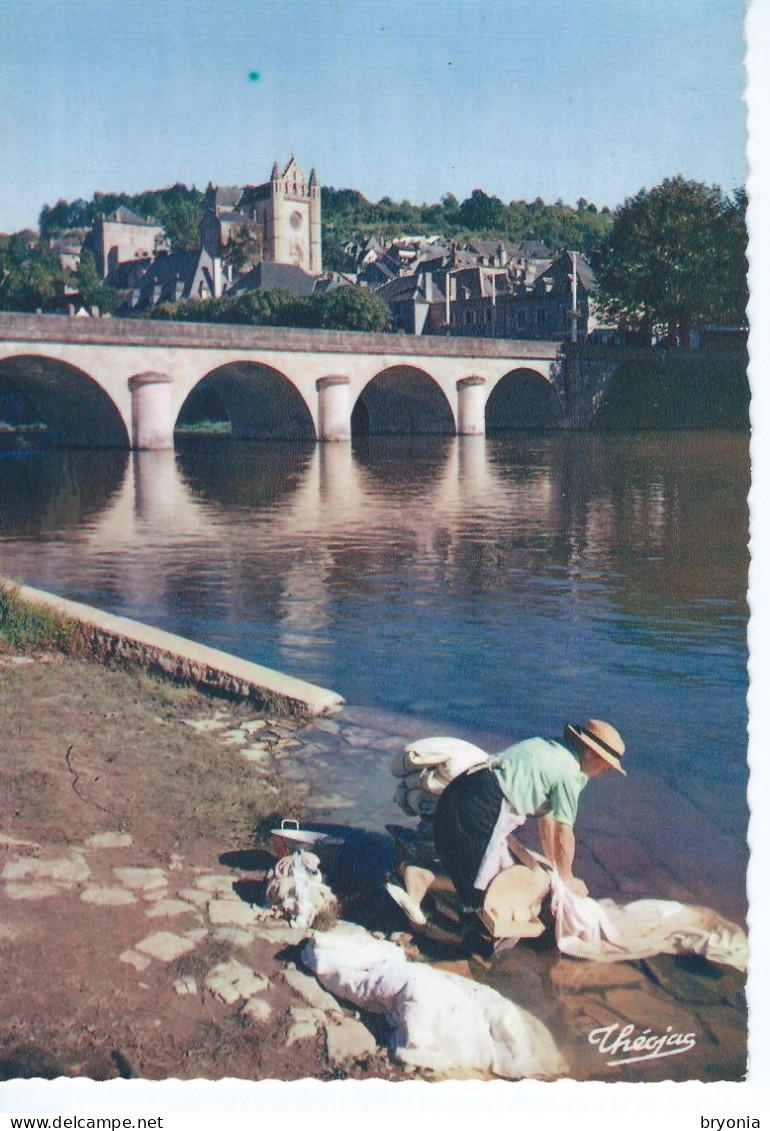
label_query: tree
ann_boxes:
[458,189,507,232]
[75,249,123,314]
[39,198,92,236]
[718,188,748,326]
[0,232,63,311]
[319,285,390,332]
[595,175,745,345]
[153,193,203,252]
[147,284,390,333]
[222,224,262,276]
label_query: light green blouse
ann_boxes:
[490,737,587,827]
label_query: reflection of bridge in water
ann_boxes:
[0,314,615,448]
[1,439,564,655]
[4,433,742,664]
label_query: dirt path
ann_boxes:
[0,650,407,1082]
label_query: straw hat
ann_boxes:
[565,718,627,776]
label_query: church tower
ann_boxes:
[259,157,322,273]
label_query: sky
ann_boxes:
[0,0,749,234]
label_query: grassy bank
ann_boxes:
[0,582,85,655]
[592,347,750,430]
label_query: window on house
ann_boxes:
[537,308,545,326]
[517,310,525,328]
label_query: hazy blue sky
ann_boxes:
[0,0,748,233]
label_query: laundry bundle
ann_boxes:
[302,929,568,1079]
[265,850,338,930]
[391,736,490,818]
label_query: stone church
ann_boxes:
[85,158,323,313]
[200,156,322,278]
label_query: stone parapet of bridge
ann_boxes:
[0,313,611,448]
[0,312,563,359]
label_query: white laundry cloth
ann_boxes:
[265,850,337,930]
[549,872,747,971]
[302,931,568,1079]
[393,737,490,780]
[474,806,527,893]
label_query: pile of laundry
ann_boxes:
[391,736,490,819]
[265,850,338,930]
[302,928,568,1080]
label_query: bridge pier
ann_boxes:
[128,372,174,450]
[316,376,352,442]
[456,376,486,436]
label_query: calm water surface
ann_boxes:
[0,432,750,915]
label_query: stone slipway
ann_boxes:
[2,578,344,718]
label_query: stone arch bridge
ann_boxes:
[0,314,613,448]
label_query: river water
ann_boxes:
[0,431,750,924]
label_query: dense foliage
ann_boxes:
[592,348,750,430]
[39,183,614,271]
[145,284,391,332]
[74,249,123,315]
[39,184,204,253]
[321,187,612,269]
[0,231,63,311]
[595,176,747,345]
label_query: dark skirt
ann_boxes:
[433,766,505,909]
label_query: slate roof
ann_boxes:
[448,248,478,269]
[374,275,424,302]
[118,250,203,313]
[467,240,513,259]
[419,251,449,271]
[375,272,445,305]
[228,261,319,297]
[533,252,595,291]
[203,183,273,216]
[237,183,273,209]
[516,240,553,258]
[359,258,399,286]
[453,264,517,299]
[140,250,200,287]
[105,206,158,227]
[204,185,241,211]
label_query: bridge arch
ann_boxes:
[351,365,455,436]
[0,353,130,447]
[177,360,316,441]
[485,366,565,431]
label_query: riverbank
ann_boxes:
[0,645,417,1082]
[0,639,749,1084]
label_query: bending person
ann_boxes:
[433,718,627,916]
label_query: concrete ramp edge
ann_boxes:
[2,579,345,719]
